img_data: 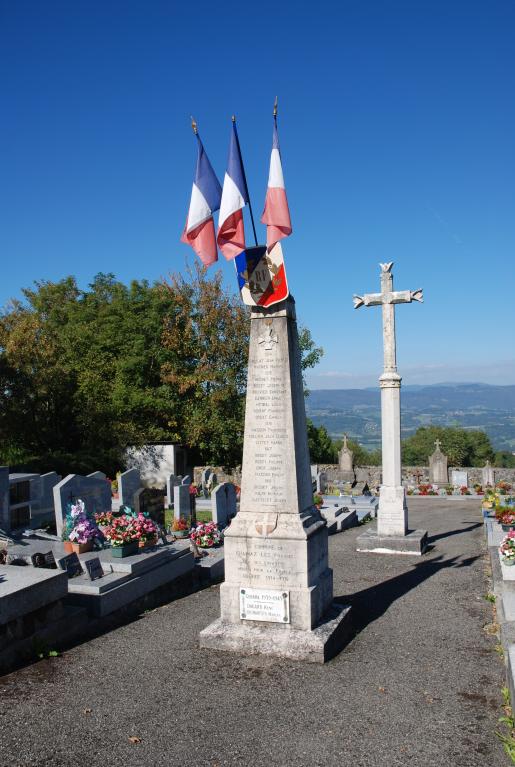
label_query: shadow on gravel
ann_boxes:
[427,523,482,544]
[336,554,480,640]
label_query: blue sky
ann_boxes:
[1,1,514,388]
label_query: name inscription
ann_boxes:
[240,587,290,623]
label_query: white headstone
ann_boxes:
[482,461,495,487]
[428,440,448,485]
[451,470,468,487]
[166,473,181,506]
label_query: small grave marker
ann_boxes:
[85,557,104,581]
[56,552,83,578]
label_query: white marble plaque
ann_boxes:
[240,587,290,623]
[451,470,468,487]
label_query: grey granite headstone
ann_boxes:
[53,474,112,537]
[173,485,190,519]
[316,471,327,494]
[201,468,212,497]
[200,296,351,662]
[165,474,181,506]
[88,471,107,480]
[211,482,237,528]
[134,487,165,524]
[0,466,10,532]
[181,475,192,486]
[428,441,448,485]
[118,468,141,508]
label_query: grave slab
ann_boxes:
[0,565,68,625]
[319,506,357,535]
[356,527,428,555]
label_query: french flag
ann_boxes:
[261,120,292,251]
[217,119,249,260]
[181,132,222,267]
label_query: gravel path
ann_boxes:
[0,499,509,767]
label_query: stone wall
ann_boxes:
[194,464,515,488]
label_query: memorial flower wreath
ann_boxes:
[190,521,222,548]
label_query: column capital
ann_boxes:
[379,372,402,388]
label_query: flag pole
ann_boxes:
[232,115,258,246]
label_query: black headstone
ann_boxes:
[85,557,104,581]
[133,487,166,525]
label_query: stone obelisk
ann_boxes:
[353,262,428,555]
[200,296,351,662]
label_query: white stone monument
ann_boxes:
[200,297,351,662]
[429,440,448,485]
[353,262,427,555]
[338,434,355,482]
[482,461,495,488]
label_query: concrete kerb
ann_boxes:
[485,515,515,706]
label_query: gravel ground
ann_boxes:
[0,499,509,767]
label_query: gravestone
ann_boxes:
[181,475,192,486]
[482,461,495,487]
[211,482,237,528]
[165,474,181,507]
[428,440,448,485]
[53,474,112,538]
[56,552,83,578]
[134,487,166,525]
[316,471,327,494]
[0,466,9,532]
[354,263,427,555]
[201,468,212,497]
[200,296,351,662]
[338,435,355,482]
[451,470,468,487]
[118,468,141,508]
[174,485,190,519]
[85,557,104,581]
[40,472,60,515]
[88,471,107,480]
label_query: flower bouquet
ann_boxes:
[313,494,323,509]
[132,513,158,548]
[170,517,190,538]
[460,486,471,496]
[190,521,222,548]
[62,499,100,554]
[500,530,515,565]
[102,513,140,557]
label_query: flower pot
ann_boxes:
[172,529,189,538]
[63,541,74,554]
[139,536,158,549]
[110,540,139,558]
[71,541,94,555]
[503,557,515,566]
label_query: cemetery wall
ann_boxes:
[195,465,515,488]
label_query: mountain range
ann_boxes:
[305,383,515,452]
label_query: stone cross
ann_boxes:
[353,262,424,541]
[343,434,348,449]
[434,439,441,451]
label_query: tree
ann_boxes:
[401,426,495,466]
[307,421,338,463]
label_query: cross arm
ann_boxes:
[390,288,424,304]
[353,292,383,309]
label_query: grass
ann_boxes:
[485,592,496,603]
[497,686,515,763]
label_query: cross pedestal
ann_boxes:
[353,262,428,555]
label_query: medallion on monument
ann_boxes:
[235,242,289,308]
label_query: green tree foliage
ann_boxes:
[307,421,338,463]
[0,265,324,473]
[495,451,515,468]
[401,426,495,466]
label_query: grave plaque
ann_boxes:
[85,557,104,581]
[56,553,83,578]
[451,470,468,487]
[240,588,290,623]
[31,551,56,569]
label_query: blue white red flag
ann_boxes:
[181,132,222,266]
[235,242,289,308]
[261,120,292,251]
[217,120,249,260]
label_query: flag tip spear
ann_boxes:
[231,114,236,123]
[190,116,198,135]
[273,96,278,117]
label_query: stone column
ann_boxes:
[200,297,351,662]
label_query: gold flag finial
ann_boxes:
[190,116,198,135]
[231,114,236,123]
[273,96,278,118]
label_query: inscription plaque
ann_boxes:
[240,587,290,623]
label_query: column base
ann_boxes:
[356,527,428,556]
[199,601,352,664]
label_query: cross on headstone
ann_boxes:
[434,439,442,451]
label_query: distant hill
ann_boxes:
[306,383,515,452]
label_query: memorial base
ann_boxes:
[199,601,352,664]
[356,527,428,556]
